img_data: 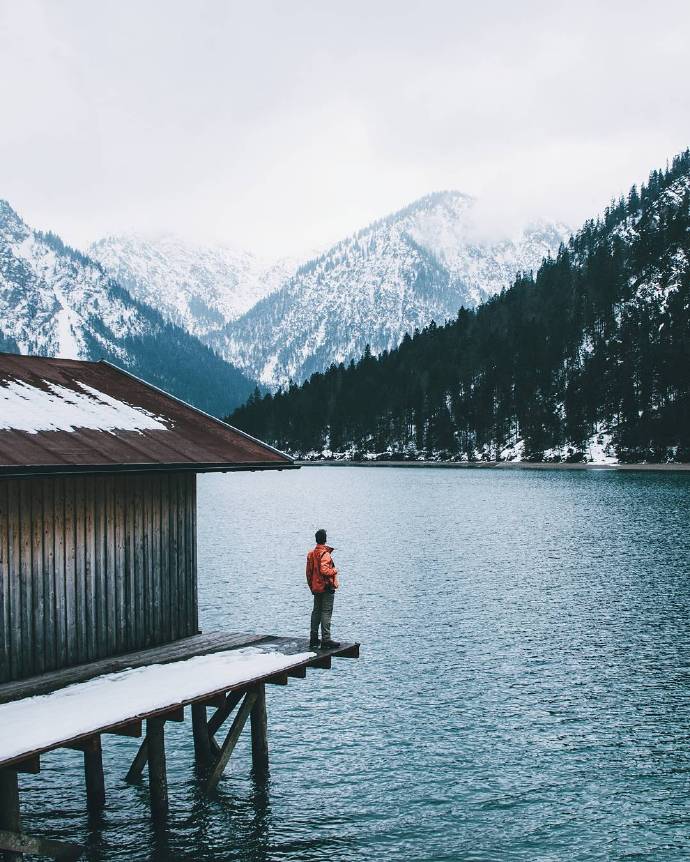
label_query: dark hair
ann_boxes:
[315,528,327,544]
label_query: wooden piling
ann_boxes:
[146,718,168,819]
[191,704,213,766]
[0,769,20,862]
[83,736,106,811]
[250,683,269,777]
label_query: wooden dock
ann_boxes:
[0,632,359,860]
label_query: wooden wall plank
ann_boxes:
[125,476,136,650]
[7,482,21,681]
[134,475,146,647]
[30,480,45,675]
[0,482,10,682]
[84,477,97,661]
[64,477,77,667]
[104,475,116,657]
[53,477,67,670]
[177,475,187,638]
[186,475,198,636]
[114,478,126,654]
[19,481,34,678]
[93,479,106,658]
[159,475,171,643]
[41,478,56,672]
[169,475,179,642]
[74,477,87,663]
[148,474,160,647]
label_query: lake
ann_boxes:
[20,466,690,861]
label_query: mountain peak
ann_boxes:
[209,192,571,387]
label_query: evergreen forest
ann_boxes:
[229,150,690,463]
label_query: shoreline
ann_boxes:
[295,460,690,473]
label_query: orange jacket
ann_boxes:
[306,544,340,594]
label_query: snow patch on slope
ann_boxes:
[52,283,83,359]
[90,233,298,337]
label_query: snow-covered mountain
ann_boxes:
[89,234,296,337]
[0,200,256,416]
[211,191,571,386]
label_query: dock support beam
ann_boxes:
[250,684,269,777]
[146,719,168,819]
[191,704,214,767]
[0,770,20,862]
[83,737,106,812]
[205,690,258,794]
[124,738,148,785]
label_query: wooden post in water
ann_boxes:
[250,683,269,777]
[191,704,214,766]
[83,736,106,812]
[146,718,168,819]
[0,769,21,862]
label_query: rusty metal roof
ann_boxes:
[0,354,294,476]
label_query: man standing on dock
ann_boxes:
[307,529,341,649]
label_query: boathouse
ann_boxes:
[0,354,358,860]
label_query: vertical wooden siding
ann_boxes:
[0,472,198,683]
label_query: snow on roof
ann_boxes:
[0,646,314,764]
[0,378,169,434]
[0,353,293,474]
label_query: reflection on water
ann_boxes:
[18,467,690,860]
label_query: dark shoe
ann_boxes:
[320,639,341,649]
[309,639,320,649]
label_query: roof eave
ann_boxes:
[0,462,300,479]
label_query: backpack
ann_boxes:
[305,547,326,591]
[305,549,316,591]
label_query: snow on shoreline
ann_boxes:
[300,428,632,465]
[0,646,314,763]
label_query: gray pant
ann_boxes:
[310,591,335,642]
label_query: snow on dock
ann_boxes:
[0,646,313,764]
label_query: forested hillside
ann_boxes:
[229,150,690,463]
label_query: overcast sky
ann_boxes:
[1,0,689,256]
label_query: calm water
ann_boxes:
[21,466,690,861]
